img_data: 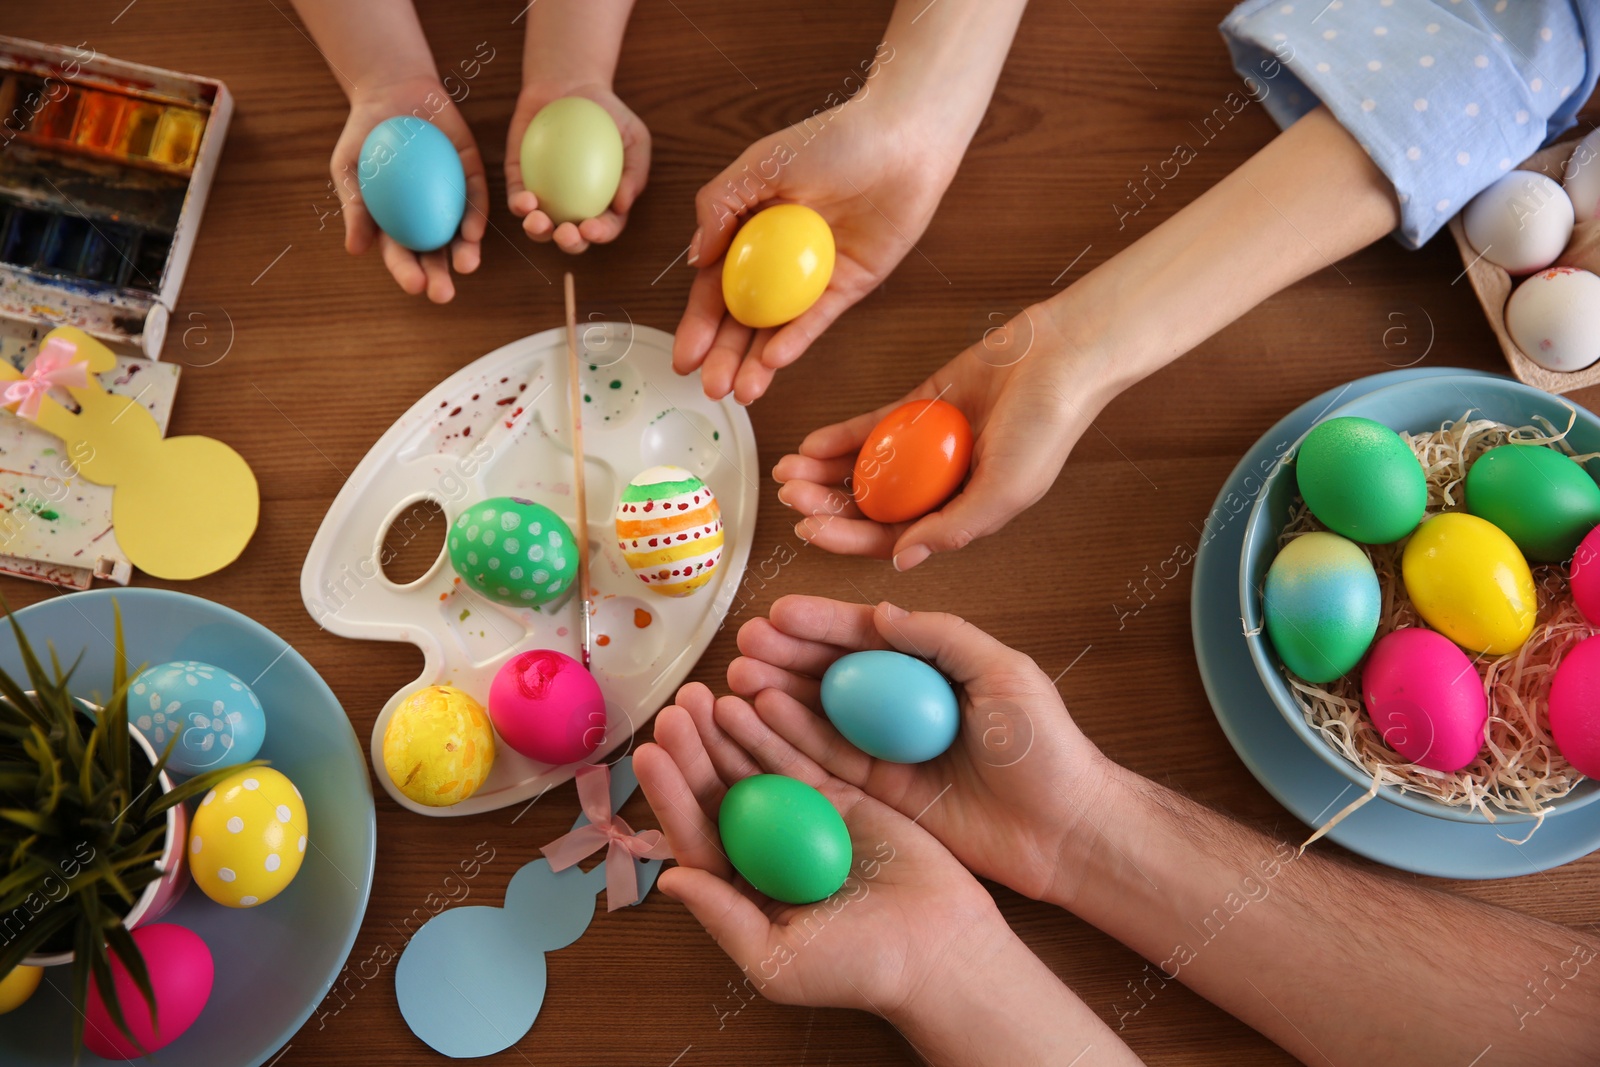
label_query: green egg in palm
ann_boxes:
[1465,444,1600,562]
[519,97,624,224]
[1294,417,1426,544]
[718,774,851,905]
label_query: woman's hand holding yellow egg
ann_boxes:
[333,75,489,304]
[725,596,1114,907]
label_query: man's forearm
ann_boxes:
[1052,759,1600,1064]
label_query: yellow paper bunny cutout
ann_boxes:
[0,327,258,580]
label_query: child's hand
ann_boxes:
[773,308,1115,569]
[727,597,1111,907]
[505,83,650,254]
[672,98,963,405]
[331,75,489,303]
[635,682,1019,1017]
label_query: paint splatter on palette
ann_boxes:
[0,36,231,357]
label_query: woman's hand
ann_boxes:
[635,682,1017,1016]
[773,307,1115,569]
[505,81,650,254]
[672,94,963,404]
[331,75,489,303]
[727,597,1113,907]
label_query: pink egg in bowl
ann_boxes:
[488,649,607,765]
[1362,627,1490,773]
[83,923,213,1059]
[1549,636,1600,779]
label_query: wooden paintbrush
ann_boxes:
[563,272,592,669]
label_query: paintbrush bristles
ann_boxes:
[563,272,593,668]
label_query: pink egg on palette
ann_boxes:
[1548,636,1600,778]
[84,923,213,1059]
[1570,525,1600,626]
[1361,628,1488,773]
[489,649,606,764]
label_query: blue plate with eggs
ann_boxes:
[1193,368,1600,878]
[0,589,376,1065]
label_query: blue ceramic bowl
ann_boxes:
[1240,374,1600,824]
[0,589,375,1066]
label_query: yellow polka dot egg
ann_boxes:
[188,767,308,908]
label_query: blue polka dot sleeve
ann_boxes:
[1221,1,1597,248]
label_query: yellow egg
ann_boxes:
[188,767,308,908]
[721,204,835,328]
[0,965,42,1014]
[383,685,495,807]
[1402,512,1537,654]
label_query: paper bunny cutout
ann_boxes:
[394,757,663,1058]
[0,326,258,579]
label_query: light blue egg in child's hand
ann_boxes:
[357,116,467,253]
[131,660,265,776]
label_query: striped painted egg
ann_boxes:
[615,466,724,597]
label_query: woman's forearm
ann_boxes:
[1049,761,1600,1064]
[521,0,636,93]
[287,0,439,96]
[1052,105,1400,397]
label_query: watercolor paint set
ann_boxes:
[0,35,230,358]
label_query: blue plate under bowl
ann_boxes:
[0,589,375,1066]
[1194,367,1600,878]
[1239,373,1600,824]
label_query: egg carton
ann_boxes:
[299,323,757,816]
[1448,137,1593,394]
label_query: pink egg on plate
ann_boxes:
[1570,525,1600,626]
[488,649,606,764]
[84,923,213,1059]
[1548,635,1600,778]
[1361,627,1488,773]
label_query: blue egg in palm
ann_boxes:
[820,650,959,764]
[357,116,467,252]
[131,660,265,776]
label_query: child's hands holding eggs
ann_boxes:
[332,76,489,303]
[726,596,1111,906]
[505,83,650,254]
[635,681,1019,1016]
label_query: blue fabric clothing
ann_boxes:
[1222,0,1597,247]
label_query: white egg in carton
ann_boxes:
[300,323,757,815]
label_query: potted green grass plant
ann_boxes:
[0,603,250,1053]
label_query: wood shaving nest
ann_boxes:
[1276,410,1597,837]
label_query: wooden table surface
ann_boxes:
[9,2,1600,1064]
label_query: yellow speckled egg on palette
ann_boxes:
[615,466,724,597]
[382,685,495,806]
[1402,512,1537,655]
[188,767,308,908]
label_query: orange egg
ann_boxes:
[852,399,973,524]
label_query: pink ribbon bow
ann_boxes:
[541,763,672,911]
[6,338,88,420]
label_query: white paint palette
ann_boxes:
[300,324,757,816]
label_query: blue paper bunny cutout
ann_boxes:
[394,758,663,1058]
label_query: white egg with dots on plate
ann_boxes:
[1506,267,1600,373]
[1463,171,1575,275]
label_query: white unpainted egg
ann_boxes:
[1505,267,1600,372]
[1564,128,1600,222]
[1463,171,1575,275]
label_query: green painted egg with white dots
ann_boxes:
[449,497,577,607]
